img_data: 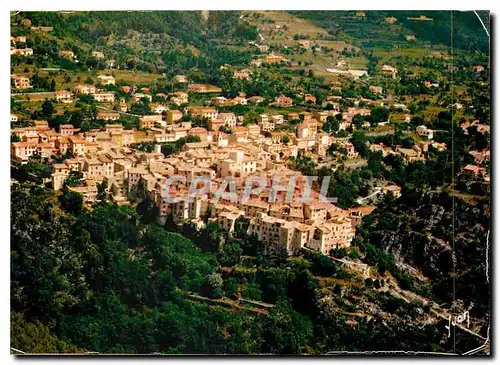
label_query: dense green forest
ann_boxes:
[11,182,485,354]
[12,11,257,74]
[22,11,257,44]
[291,11,490,54]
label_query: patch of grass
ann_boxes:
[12,65,162,92]
[250,10,330,41]
[422,105,447,119]
[372,46,448,62]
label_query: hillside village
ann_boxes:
[10,11,491,258]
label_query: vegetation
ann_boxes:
[11,183,485,354]
[10,10,490,355]
[291,11,489,53]
[12,11,258,75]
[356,187,490,316]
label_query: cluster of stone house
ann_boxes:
[11,72,450,258]
[273,94,293,107]
[133,104,340,163]
[9,21,491,261]
[460,120,491,135]
[462,164,490,181]
[416,125,434,140]
[123,144,356,256]
[10,35,31,57]
[11,72,118,98]
[13,43,112,66]
[10,110,359,256]
[325,68,369,79]
[74,81,116,103]
[11,66,437,258]
[369,140,448,163]
[461,148,490,182]
[11,122,135,163]
[11,48,33,56]
[11,74,31,89]
[210,93,248,107]
[381,64,398,78]
[10,73,119,103]
[244,206,354,256]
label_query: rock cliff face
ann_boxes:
[385,230,452,282]
[365,189,490,313]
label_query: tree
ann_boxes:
[186,135,201,143]
[287,270,318,316]
[49,114,66,130]
[350,131,369,157]
[197,221,224,252]
[59,190,84,215]
[17,158,50,181]
[223,278,239,299]
[96,180,108,205]
[11,313,83,354]
[204,273,224,298]
[309,252,337,277]
[64,171,84,187]
[262,301,313,354]
[368,107,389,124]
[322,116,340,133]
[258,268,290,304]
[40,100,54,118]
[217,242,242,267]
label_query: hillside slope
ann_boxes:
[358,188,490,322]
[12,11,257,73]
[291,11,490,54]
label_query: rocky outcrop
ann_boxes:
[364,189,490,312]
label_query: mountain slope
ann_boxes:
[12,11,257,73]
[358,188,490,321]
[290,11,490,54]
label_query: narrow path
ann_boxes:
[356,187,382,204]
[11,91,55,96]
[187,293,271,315]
